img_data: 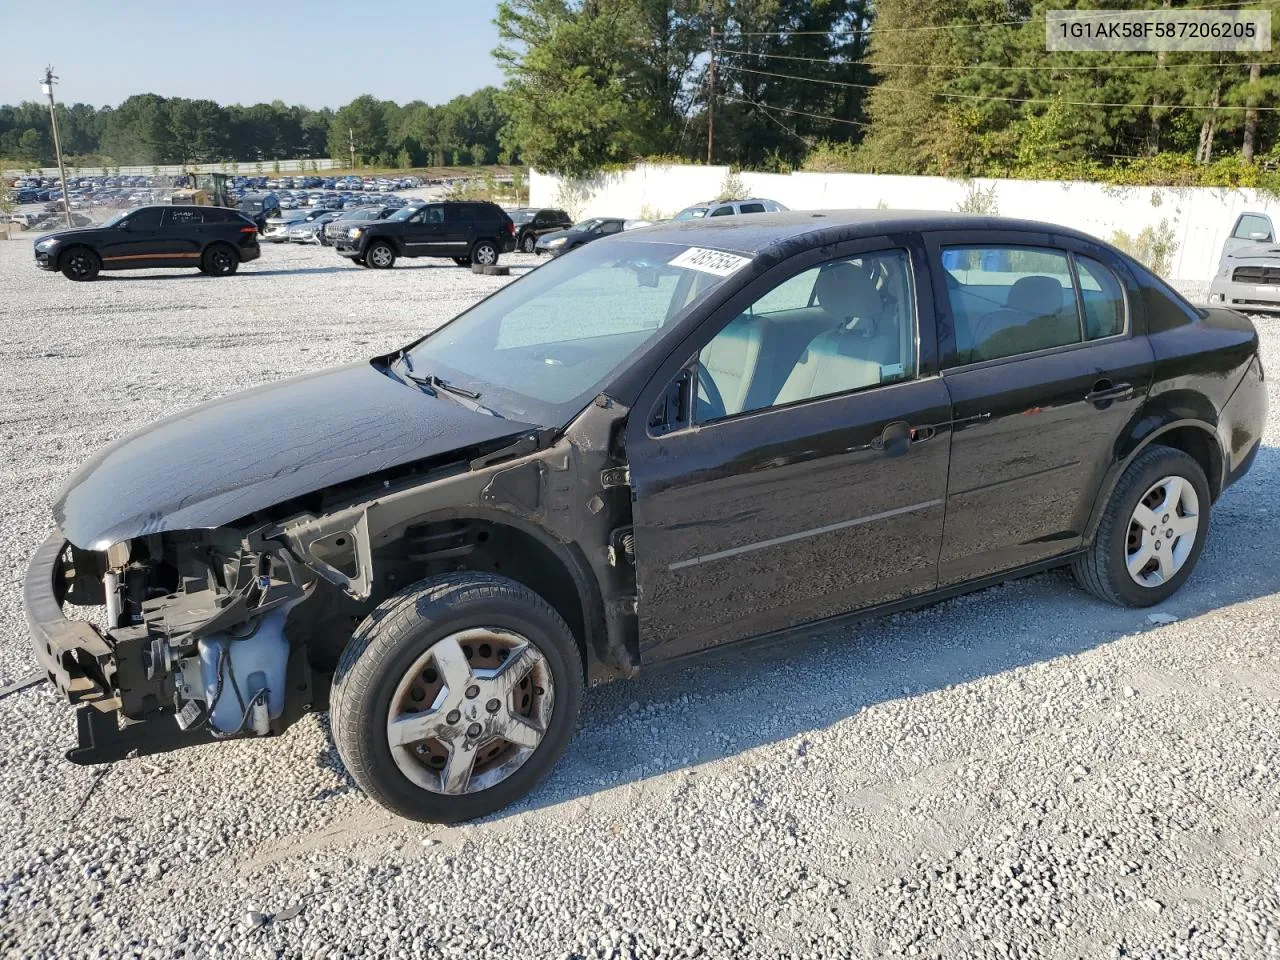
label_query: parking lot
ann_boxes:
[2,238,1279,959]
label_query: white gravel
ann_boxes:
[2,238,1279,960]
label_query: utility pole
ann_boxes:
[706,27,716,164]
[348,127,357,170]
[40,66,73,228]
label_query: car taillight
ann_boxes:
[508,222,515,236]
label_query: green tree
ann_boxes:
[328,95,390,165]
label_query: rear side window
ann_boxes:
[1234,214,1274,241]
[943,246,1081,364]
[1074,256,1126,339]
[710,206,735,217]
[739,202,766,214]
[166,209,206,227]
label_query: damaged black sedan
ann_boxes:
[25,211,1266,822]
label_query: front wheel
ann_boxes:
[521,233,536,254]
[366,241,396,269]
[60,247,100,281]
[1072,445,1210,607]
[330,572,583,823]
[471,240,498,267]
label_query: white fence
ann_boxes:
[530,164,1280,293]
[16,159,342,178]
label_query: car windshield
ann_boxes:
[510,210,536,223]
[398,239,746,423]
[387,207,417,222]
[572,218,604,231]
[99,210,132,228]
[674,207,709,221]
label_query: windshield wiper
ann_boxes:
[397,352,502,417]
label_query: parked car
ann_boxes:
[32,205,260,280]
[1209,212,1280,313]
[262,210,310,243]
[333,201,516,268]
[238,191,282,230]
[23,211,1265,824]
[288,211,343,243]
[535,217,628,257]
[509,207,572,253]
[673,197,789,221]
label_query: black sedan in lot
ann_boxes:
[535,216,628,256]
[24,211,1264,823]
[33,205,261,280]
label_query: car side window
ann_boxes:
[739,202,766,214]
[943,246,1081,364]
[165,208,205,228]
[127,208,164,230]
[710,206,735,217]
[695,249,917,423]
[599,220,623,235]
[425,206,444,224]
[1074,256,1126,339]
[1234,214,1273,241]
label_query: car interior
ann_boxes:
[695,251,915,422]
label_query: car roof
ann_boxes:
[619,210,1100,257]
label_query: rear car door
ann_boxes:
[927,230,1154,584]
[160,207,210,263]
[443,204,475,256]
[627,236,952,661]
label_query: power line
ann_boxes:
[721,61,1280,111]
[727,0,1264,37]
[720,93,819,145]
[720,48,1280,73]
[719,94,869,128]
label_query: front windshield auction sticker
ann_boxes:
[669,247,753,277]
[1047,9,1270,52]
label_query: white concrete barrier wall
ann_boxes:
[530,164,1280,292]
[17,159,343,177]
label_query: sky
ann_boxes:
[0,0,507,109]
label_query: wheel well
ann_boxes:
[1153,426,1223,500]
[57,244,94,267]
[204,240,237,258]
[373,518,589,674]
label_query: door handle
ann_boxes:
[873,420,914,457]
[1085,380,1133,406]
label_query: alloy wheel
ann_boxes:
[210,249,234,274]
[386,628,554,795]
[522,234,536,253]
[67,253,93,278]
[474,243,497,265]
[369,245,394,268]
[1126,475,1200,587]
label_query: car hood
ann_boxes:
[537,229,575,244]
[1227,241,1280,261]
[33,226,110,245]
[54,362,536,550]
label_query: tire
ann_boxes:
[1072,445,1211,607]
[366,241,396,269]
[521,233,536,254]
[330,572,583,823]
[60,246,100,281]
[201,244,238,277]
[453,257,471,267]
[471,240,498,267]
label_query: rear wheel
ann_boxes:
[330,572,583,823]
[471,240,498,267]
[366,241,396,269]
[521,233,537,254]
[201,244,238,277]
[1072,445,1210,607]
[60,247,100,281]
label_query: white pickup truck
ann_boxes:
[1209,212,1280,313]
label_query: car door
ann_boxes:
[160,207,209,263]
[626,237,952,662]
[443,204,475,256]
[1219,212,1275,268]
[926,230,1154,585]
[98,206,168,267]
[402,205,446,255]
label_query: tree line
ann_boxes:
[0,88,509,169]
[495,0,1277,185]
[3,1,1275,186]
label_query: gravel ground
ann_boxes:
[1,238,1279,960]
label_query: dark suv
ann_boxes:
[34,205,261,281]
[332,201,516,269]
[510,207,572,253]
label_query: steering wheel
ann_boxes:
[695,360,727,421]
